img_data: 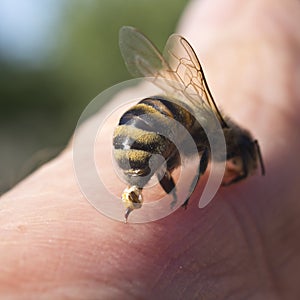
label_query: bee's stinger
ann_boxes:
[124,207,133,223]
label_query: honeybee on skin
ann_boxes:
[113,26,265,222]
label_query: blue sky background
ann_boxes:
[0,0,63,63]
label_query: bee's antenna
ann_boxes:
[254,140,265,176]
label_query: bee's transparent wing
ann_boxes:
[163,34,227,127]
[119,26,168,78]
[119,26,227,127]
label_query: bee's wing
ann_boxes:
[163,34,227,127]
[119,26,168,78]
[119,26,227,127]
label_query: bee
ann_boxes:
[113,26,265,222]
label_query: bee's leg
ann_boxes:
[157,170,177,209]
[182,148,209,209]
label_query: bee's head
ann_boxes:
[223,125,265,185]
[121,186,143,222]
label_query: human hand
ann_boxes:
[1,0,299,299]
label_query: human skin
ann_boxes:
[1,0,300,299]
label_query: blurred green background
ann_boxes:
[0,0,189,194]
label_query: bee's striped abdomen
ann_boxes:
[113,96,195,187]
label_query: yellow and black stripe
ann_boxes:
[113,96,199,187]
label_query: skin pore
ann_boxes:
[1,0,300,299]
